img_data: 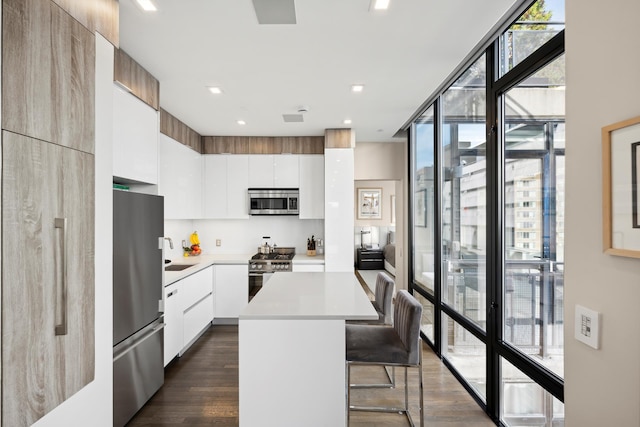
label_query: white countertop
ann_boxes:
[240,272,377,320]
[164,253,251,286]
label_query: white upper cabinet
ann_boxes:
[249,155,299,188]
[274,155,299,188]
[158,134,202,219]
[248,155,274,188]
[113,85,159,184]
[203,154,249,219]
[299,155,324,219]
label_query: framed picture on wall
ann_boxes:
[603,115,640,258]
[357,188,382,219]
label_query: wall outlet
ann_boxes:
[574,304,601,349]
[216,239,221,247]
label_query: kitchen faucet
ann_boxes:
[164,237,174,249]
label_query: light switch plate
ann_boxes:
[574,304,600,349]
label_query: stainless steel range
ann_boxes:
[249,247,295,299]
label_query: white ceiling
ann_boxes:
[119,0,519,143]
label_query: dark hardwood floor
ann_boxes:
[128,325,495,426]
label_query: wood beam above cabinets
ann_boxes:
[114,48,159,110]
[160,108,203,153]
[202,136,324,155]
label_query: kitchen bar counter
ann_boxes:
[240,272,373,320]
[238,272,377,427]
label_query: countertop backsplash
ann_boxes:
[164,218,324,258]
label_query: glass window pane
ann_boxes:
[502,55,565,379]
[501,358,564,426]
[414,293,435,343]
[413,106,435,294]
[442,313,486,401]
[442,55,487,329]
[499,0,565,77]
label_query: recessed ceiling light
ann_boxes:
[237,120,246,125]
[343,119,352,125]
[372,0,390,10]
[351,84,364,93]
[135,0,157,12]
[207,86,223,94]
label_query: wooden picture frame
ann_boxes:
[357,188,382,220]
[603,115,640,257]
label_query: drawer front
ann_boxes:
[359,250,383,260]
[180,267,213,310]
[358,258,385,270]
[183,293,214,349]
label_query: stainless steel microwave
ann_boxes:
[248,188,299,215]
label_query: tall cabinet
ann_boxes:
[2,0,96,424]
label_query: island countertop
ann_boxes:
[239,272,377,321]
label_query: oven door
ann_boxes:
[248,272,274,300]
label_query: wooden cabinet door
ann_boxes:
[2,0,95,154]
[2,131,95,426]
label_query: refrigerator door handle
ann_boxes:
[113,322,166,363]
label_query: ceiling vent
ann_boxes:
[252,0,297,24]
[283,114,304,123]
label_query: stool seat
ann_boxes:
[346,324,410,365]
[346,290,423,427]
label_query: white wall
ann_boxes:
[565,1,640,425]
[164,218,324,259]
[354,141,405,180]
[33,34,114,427]
[354,141,407,289]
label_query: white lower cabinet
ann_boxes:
[180,267,214,353]
[214,264,249,320]
[164,266,214,365]
[183,293,214,349]
[163,282,183,366]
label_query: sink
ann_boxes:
[165,264,191,272]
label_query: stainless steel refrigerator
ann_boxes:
[112,190,165,426]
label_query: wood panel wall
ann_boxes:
[324,129,355,149]
[114,49,160,110]
[52,0,119,47]
[3,0,95,154]
[160,109,202,153]
[202,136,324,154]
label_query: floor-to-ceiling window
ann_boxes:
[408,1,564,424]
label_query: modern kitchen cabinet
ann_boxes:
[248,154,299,188]
[213,264,249,321]
[299,155,324,219]
[2,131,95,425]
[163,282,182,366]
[181,267,214,352]
[113,84,159,184]
[3,0,95,154]
[203,154,249,219]
[165,266,214,363]
[159,133,203,219]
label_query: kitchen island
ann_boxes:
[239,272,377,427]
